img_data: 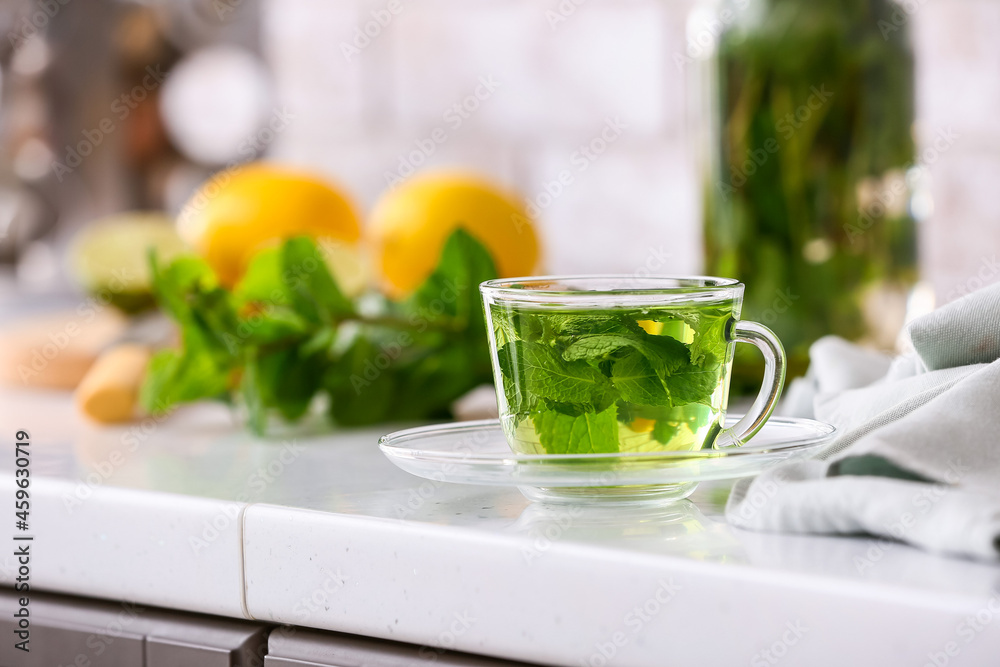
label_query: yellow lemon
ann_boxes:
[369,172,540,297]
[637,320,664,336]
[629,418,657,433]
[178,163,365,293]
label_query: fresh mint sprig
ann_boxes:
[141,229,498,435]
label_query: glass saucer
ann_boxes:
[379,415,835,505]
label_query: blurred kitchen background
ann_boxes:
[0,0,996,313]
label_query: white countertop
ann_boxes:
[2,388,999,666]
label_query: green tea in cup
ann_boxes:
[480,276,785,456]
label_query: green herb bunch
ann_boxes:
[140,229,498,434]
[492,303,734,454]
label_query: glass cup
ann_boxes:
[480,276,785,457]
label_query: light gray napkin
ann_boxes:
[726,282,1000,561]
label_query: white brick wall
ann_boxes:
[389,1,674,138]
[263,1,368,139]
[264,0,999,303]
[913,0,1000,303]
[519,134,699,275]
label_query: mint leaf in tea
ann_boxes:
[489,302,736,455]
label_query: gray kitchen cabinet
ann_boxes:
[0,589,268,667]
[265,626,527,667]
[0,590,533,667]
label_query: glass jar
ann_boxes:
[693,0,920,391]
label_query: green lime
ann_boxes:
[69,212,188,314]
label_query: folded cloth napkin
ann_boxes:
[726,282,1000,561]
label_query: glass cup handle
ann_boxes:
[716,320,787,449]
